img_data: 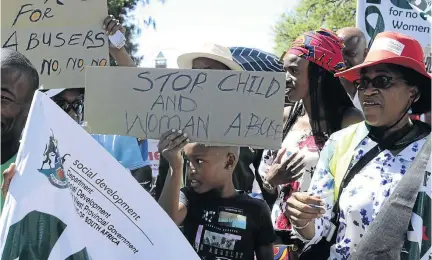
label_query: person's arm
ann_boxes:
[154,156,170,200]
[288,134,337,246]
[103,15,136,67]
[341,107,363,129]
[158,166,187,225]
[110,48,136,67]
[157,129,189,225]
[254,202,276,260]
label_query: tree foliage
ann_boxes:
[108,0,163,65]
[273,0,356,56]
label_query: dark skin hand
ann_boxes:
[265,148,305,187]
[285,192,325,240]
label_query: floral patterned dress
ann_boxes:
[293,123,431,260]
[258,116,328,230]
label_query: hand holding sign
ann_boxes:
[158,129,189,169]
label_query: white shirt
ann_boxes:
[294,131,431,259]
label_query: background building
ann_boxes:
[154,51,167,68]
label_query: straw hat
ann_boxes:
[177,43,243,71]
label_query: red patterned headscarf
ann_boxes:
[287,28,346,73]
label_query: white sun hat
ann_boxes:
[177,43,244,71]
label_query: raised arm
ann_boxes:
[157,130,189,225]
[103,15,136,67]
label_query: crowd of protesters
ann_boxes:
[1,14,431,260]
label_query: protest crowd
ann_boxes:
[0,2,431,260]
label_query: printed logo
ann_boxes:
[38,130,70,189]
[370,37,405,56]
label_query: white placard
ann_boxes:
[0,91,199,260]
[356,0,431,72]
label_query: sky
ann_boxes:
[130,0,299,68]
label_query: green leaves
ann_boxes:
[108,0,166,65]
[273,0,356,56]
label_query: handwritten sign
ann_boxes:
[1,0,109,89]
[84,67,285,149]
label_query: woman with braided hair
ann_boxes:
[257,29,363,250]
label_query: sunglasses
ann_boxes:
[353,75,407,91]
[54,98,84,115]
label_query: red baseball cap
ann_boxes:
[336,31,431,114]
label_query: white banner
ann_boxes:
[356,0,431,73]
[0,91,199,260]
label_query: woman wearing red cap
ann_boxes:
[286,32,431,259]
[258,29,363,255]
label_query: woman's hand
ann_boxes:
[158,129,189,170]
[265,148,305,186]
[2,163,16,197]
[285,192,325,229]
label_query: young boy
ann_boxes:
[158,129,275,260]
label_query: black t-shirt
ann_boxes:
[180,187,276,260]
[154,147,258,200]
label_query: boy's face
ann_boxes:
[183,143,236,194]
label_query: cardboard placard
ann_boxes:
[1,0,109,89]
[84,67,285,149]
